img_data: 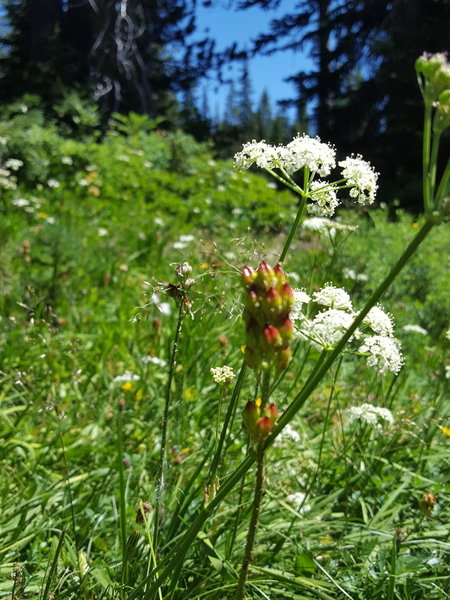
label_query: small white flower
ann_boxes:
[343,268,369,282]
[278,423,301,443]
[313,285,353,311]
[234,140,279,170]
[113,371,140,383]
[445,329,450,341]
[291,289,311,321]
[347,403,394,430]
[283,134,336,177]
[97,227,108,237]
[402,324,428,335]
[61,156,73,165]
[173,241,187,249]
[359,335,403,374]
[339,155,378,205]
[308,308,356,348]
[5,158,23,171]
[445,365,450,379]
[179,234,194,243]
[12,198,30,207]
[363,306,394,336]
[210,365,236,384]
[286,491,311,513]
[307,181,339,217]
[47,178,60,189]
[142,356,167,367]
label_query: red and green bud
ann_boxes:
[241,261,294,373]
[242,400,259,434]
[266,402,279,424]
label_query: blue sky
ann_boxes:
[195,3,313,120]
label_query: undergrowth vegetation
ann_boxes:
[0,56,449,599]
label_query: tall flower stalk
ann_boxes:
[137,53,449,599]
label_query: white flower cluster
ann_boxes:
[234,134,379,216]
[303,217,357,237]
[359,335,404,375]
[142,355,167,367]
[312,284,353,311]
[339,155,379,205]
[307,181,339,217]
[291,285,403,374]
[210,365,236,384]
[113,370,140,383]
[284,134,336,176]
[346,403,394,430]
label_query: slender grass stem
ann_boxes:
[233,446,265,600]
[153,299,185,553]
[429,129,441,207]
[422,103,433,213]
[116,400,128,589]
[279,196,307,263]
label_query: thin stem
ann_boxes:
[422,103,433,213]
[117,401,128,588]
[435,154,450,208]
[153,299,185,552]
[207,361,247,489]
[279,196,307,263]
[429,128,441,208]
[233,447,265,600]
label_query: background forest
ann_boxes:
[1,0,449,209]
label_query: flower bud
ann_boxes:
[266,402,279,424]
[242,400,259,434]
[274,345,292,372]
[254,261,275,289]
[263,287,282,316]
[280,283,294,308]
[254,416,273,441]
[242,265,256,286]
[263,324,283,349]
[279,317,294,343]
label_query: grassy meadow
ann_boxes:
[0,107,449,599]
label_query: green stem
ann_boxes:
[233,447,265,600]
[279,196,307,263]
[429,128,441,208]
[207,361,246,490]
[153,299,185,552]
[434,155,450,208]
[117,401,128,588]
[136,218,437,599]
[422,103,433,213]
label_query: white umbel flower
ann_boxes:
[291,289,311,322]
[359,335,403,374]
[283,134,336,176]
[307,181,339,217]
[339,155,379,205]
[363,305,394,336]
[308,309,356,347]
[234,140,279,170]
[210,365,236,384]
[312,285,353,311]
[347,403,394,430]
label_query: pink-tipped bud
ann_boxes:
[242,266,256,286]
[242,400,259,434]
[273,263,287,284]
[279,317,294,343]
[263,287,282,315]
[280,283,294,308]
[266,403,279,424]
[275,345,292,372]
[255,261,274,288]
[263,324,282,349]
[255,416,273,441]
